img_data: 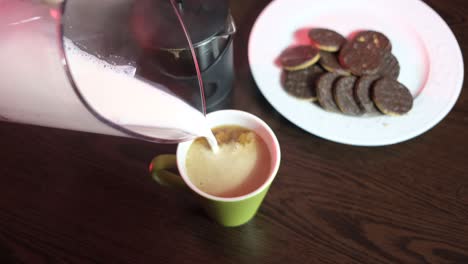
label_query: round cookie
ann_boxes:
[279,45,321,71]
[378,53,400,79]
[334,76,363,116]
[354,75,381,113]
[308,28,346,52]
[316,72,342,112]
[339,42,383,76]
[319,51,351,76]
[339,31,392,76]
[354,31,392,53]
[372,78,413,115]
[281,65,325,101]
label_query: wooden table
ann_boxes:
[1,0,468,263]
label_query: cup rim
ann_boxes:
[176,110,281,202]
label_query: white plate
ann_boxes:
[248,0,464,146]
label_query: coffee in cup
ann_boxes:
[185,125,271,198]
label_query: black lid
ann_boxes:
[132,0,229,50]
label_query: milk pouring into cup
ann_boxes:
[63,38,219,152]
[0,0,235,151]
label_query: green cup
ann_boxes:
[150,110,281,227]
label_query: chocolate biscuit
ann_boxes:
[279,45,321,71]
[281,65,325,101]
[339,43,382,76]
[354,31,392,53]
[308,28,346,52]
[334,76,362,116]
[339,31,392,76]
[378,53,400,80]
[316,72,342,112]
[319,51,351,76]
[372,78,413,115]
[354,75,381,113]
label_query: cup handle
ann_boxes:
[150,155,186,188]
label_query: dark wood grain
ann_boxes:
[1,0,468,263]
